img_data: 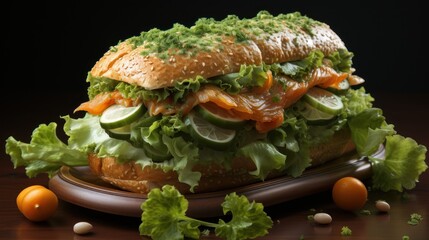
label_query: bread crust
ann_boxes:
[88,128,355,194]
[90,18,345,90]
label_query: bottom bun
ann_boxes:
[88,128,355,194]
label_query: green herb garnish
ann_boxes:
[139,185,273,240]
[125,11,321,59]
[407,213,423,226]
[341,226,352,236]
[359,209,372,215]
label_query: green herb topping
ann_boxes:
[125,11,321,59]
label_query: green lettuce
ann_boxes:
[347,108,428,192]
[325,48,354,73]
[161,135,201,191]
[348,108,396,156]
[5,123,87,178]
[341,87,374,117]
[271,50,324,82]
[209,65,268,94]
[238,142,286,180]
[369,135,427,192]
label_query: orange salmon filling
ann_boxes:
[76,66,347,133]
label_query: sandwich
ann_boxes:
[6,11,427,195]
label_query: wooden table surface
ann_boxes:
[1,92,428,240]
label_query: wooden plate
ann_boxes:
[49,146,383,218]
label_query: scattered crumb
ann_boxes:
[359,209,372,215]
[201,229,210,236]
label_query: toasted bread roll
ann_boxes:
[90,12,345,90]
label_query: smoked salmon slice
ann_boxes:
[76,66,347,133]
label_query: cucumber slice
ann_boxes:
[196,104,246,129]
[100,104,145,129]
[327,79,350,94]
[298,102,335,124]
[105,125,131,140]
[303,87,343,115]
[186,112,236,150]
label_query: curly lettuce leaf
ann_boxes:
[5,123,88,177]
[341,87,374,117]
[347,106,427,192]
[238,142,286,180]
[210,65,268,94]
[348,108,396,156]
[161,135,201,191]
[325,48,354,73]
[271,50,324,81]
[369,135,427,192]
[63,115,151,163]
[86,73,118,99]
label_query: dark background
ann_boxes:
[4,0,427,142]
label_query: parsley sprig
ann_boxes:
[139,185,273,240]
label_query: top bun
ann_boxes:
[90,11,345,90]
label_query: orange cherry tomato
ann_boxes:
[16,185,44,212]
[332,177,368,211]
[16,185,58,222]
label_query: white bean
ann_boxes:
[314,213,332,224]
[73,222,93,235]
[375,200,390,212]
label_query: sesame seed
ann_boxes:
[207,54,212,58]
[190,71,195,74]
[202,62,206,67]
[151,66,154,71]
